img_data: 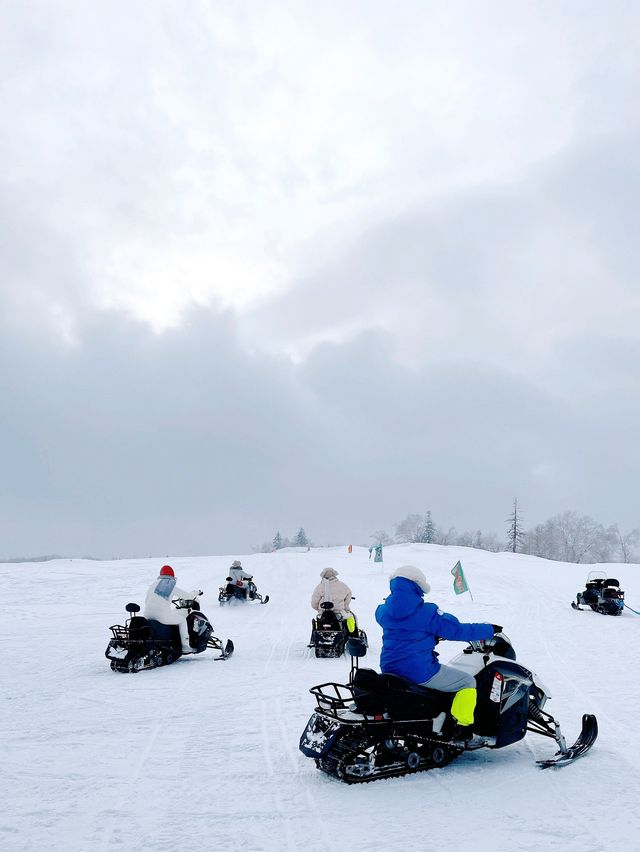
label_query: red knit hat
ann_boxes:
[159,565,175,577]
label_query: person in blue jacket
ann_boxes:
[375,565,501,740]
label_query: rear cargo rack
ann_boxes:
[309,682,360,717]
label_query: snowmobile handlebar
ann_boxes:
[171,593,203,609]
[466,632,515,659]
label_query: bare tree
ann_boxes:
[394,513,425,544]
[480,531,504,553]
[370,529,393,546]
[554,511,605,563]
[506,498,526,553]
[524,523,549,558]
[455,530,474,547]
[613,525,640,563]
[436,526,458,546]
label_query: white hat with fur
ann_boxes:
[390,565,431,594]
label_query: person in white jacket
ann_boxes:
[311,568,356,633]
[223,559,255,597]
[227,559,253,586]
[144,565,200,654]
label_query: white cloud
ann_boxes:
[5,1,640,337]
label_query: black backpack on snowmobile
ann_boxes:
[572,570,625,616]
[308,601,369,659]
[105,596,234,673]
[218,577,269,605]
[299,633,597,783]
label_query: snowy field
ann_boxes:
[3,544,640,852]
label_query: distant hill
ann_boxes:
[0,554,101,563]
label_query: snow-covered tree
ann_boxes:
[294,527,309,547]
[424,511,437,543]
[272,531,283,551]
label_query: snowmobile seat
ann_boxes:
[604,578,620,587]
[146,619,179,643]
[603,587,623,599]
[127,616,152,641]
[351,668,388,715]
[380,673,452,721]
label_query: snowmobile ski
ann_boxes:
[210,638,234,660]
[537,714,598,768]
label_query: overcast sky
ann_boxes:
[1,1,639,557]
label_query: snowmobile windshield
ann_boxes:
[586,570,607,583]
[469,633,516,659]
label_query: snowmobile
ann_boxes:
[308,602,368,659]
[572,570,624,616]
[299,633,597,783]
[218,576,269,605]
[106,594,234,672]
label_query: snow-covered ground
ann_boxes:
[3,544,640,852]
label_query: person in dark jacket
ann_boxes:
[375,565,501,739]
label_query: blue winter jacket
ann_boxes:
[375,577,494,684]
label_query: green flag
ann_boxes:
[451,560,469,595]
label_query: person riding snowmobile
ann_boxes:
[144,565,201,655]
[224,560,254,595]
[311,568,357,635]
[375,565,501,742]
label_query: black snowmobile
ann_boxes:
[218,576,269,605]
[106,594,234,672]
[572,570,624,616]
[308,602,368,659]
[299,633,597,783]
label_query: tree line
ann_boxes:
[251,503,639,564]
[253,527,311,553]
[373,501,639,564]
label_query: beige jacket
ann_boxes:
[311,577,353,614]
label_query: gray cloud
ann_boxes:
[1,2,639,556]
[1,307,637,557]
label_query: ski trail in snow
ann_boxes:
[97,714,169,851]
[259,620,330,848]
[259,698,297,851]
